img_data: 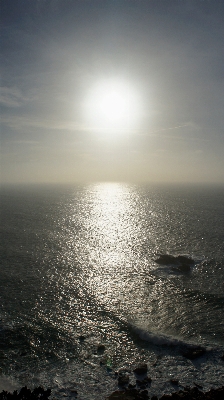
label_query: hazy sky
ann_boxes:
[1,0,224,184]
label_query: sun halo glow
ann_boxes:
[84,79,140,134]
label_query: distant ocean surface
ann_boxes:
[1,183,224,399]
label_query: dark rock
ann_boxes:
[128,383,136,389]
[118,374,129,386]
[106,390,125,399]
[140,390,149,399]
[170,379,179,385]
[20,351,27,356]
[194,382,203,389]
[188,387,200,397]
[70,389,78,397]
[79,335,85,341]
[175,264,191,273]
[155,255,179,265]
[181,346,206,359]
[136,377,151,387]
[106,388,148,399]
[133,363,148,375]
[97,344,105,353]
[176,256,194,265]
[172,394,185,399]
[155,255,194,270]
[136,380,147,388]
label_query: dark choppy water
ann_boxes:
[0,183,224,398]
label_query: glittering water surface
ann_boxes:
[0,183,224,398]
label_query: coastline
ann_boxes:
[1,385,224,400]
[1,344,224,400]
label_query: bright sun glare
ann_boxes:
[84,79,141,133]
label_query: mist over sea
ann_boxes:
[1,183,224,399]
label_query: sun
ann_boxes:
[84,79,141,133]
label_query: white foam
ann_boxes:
[130,324,189,347]
[0,375,19,392]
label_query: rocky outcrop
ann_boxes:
[118,375,130,386]
[1,384,224,400]
[106,388,148,399]
[181,345,206,360]
[97,344,106,354]
[175,264,191,272]
[155,255,194,266]
[155,255,194,272]
[106,386,224,399]
[133,363,148,375]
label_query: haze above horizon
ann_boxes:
[1,0,224,185]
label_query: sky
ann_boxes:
[1,0,224,185]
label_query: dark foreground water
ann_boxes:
[0,183,224,399]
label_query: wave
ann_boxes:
[129,324,186,346]
[127,323,217,358]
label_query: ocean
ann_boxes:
[0,182,224,399]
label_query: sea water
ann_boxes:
[0,183,224,399]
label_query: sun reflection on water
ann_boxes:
[33,183,224,356]
[81,182,138,312]
[88,183,133,257]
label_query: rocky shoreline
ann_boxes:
[106,360,224,399]
[107,386,224,399]
[1,350,224,400]
[1,342,223,400]
[1,319,223,400]
[1,385,224,400]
